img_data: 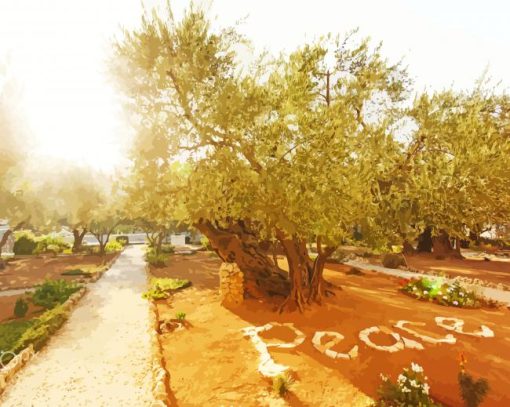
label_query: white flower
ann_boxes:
[412,286,417,291]
[397,374,406,383]
[380,373,388,382]
[459,292,464,297]
[411,362,423,373]
[442,295,448,300]
[409,379,419,388]
[423,383,430,395]
[401,386,411,393]
[423,290,428,295]
[453,300,459,306]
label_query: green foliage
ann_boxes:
[145,247,169,267]
[200,236,212,250]
[175,311,186,322]
[401,278,479,308]
[0,319,36,362]
[31,279,81,310]
[61,268,91,276]
[13,230,37,255]
[382,253,407,269]
[272,373,294,397]
[458,372,489,407]
[34,235,70,255]
[160,243,175,254]
[116,235,129,246]
[13,297,29,318]
[12,305,69,353]
[375,363,440,406]
[142,278,191,301]
[105,240,123,253]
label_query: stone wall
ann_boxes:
[219,262,244,306]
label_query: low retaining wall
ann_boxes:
[0,287,87,395]
[145,265,171,407]
[219,262,244,306]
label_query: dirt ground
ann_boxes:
[152,252,510,407]
[404,254,510,287]
[0,253,117,291]
[0,294,45,323]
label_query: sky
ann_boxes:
[0,0,509,172]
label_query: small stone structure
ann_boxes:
[219,262,244,306]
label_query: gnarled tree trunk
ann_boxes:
[307,238,336,305]
[72,228,87,253]
[432,230,463,259]
[417,227,433,253]
[195,220,290,298]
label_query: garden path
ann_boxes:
[0,245,154,406]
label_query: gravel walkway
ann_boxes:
[0,245,154,407]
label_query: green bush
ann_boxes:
[32,279,81,310]
[34,235,70,255]
[0,320,36,362]
[13,230,37,255]
[105,240,123,253]
[376,363,440,406]
[61,268,91,276]
[272,373,294,397]
[12,305,69,353]
[160,243,175,254]
[175,311,186,322]
[116,235,129,246]
[382,253,407,269]
[13,297,29,318]
[200,236,212,250]
[142,278,191,300]
[401,278,480,308]
[145,248,169,267]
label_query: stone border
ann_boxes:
[145,265,170,407]
[0,286,87,395]
[242,322,305,377]
[312,331,358,360]
[394,320,456,344]
[358,326,424,353]
[434,317,494,338]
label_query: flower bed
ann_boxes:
[400,277,497,308]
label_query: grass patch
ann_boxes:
[61,268,92,276]
[142,278,191,300]
[0,319,36,356]
[32,279,81,310]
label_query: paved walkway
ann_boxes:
[0,245,154,406]
[345,260,510,305]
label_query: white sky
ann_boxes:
[0,0,509,172]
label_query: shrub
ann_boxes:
[31,279,81,310]
[12,305,69,353]
[61,268,91,276]
[116,235,129,246]
[401,278,480,308]
[13,297,29,318]
[200,236,212,250]
[13,230,37,255]
[375,363,440,406]
[34,235,70,255]
[0,319,36,363]
[175,311,186,322]
[382,253,407,269]
[272,373,294,397]
[105,240,123,253]
[160,243,175,254]
[145,248,169,267]
[142,278,191,301]
[346,266,364,276]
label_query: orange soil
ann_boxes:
[153,253,510,407]
[405,254,510,286]
[0,294,45,323]
[0,253,117,290]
